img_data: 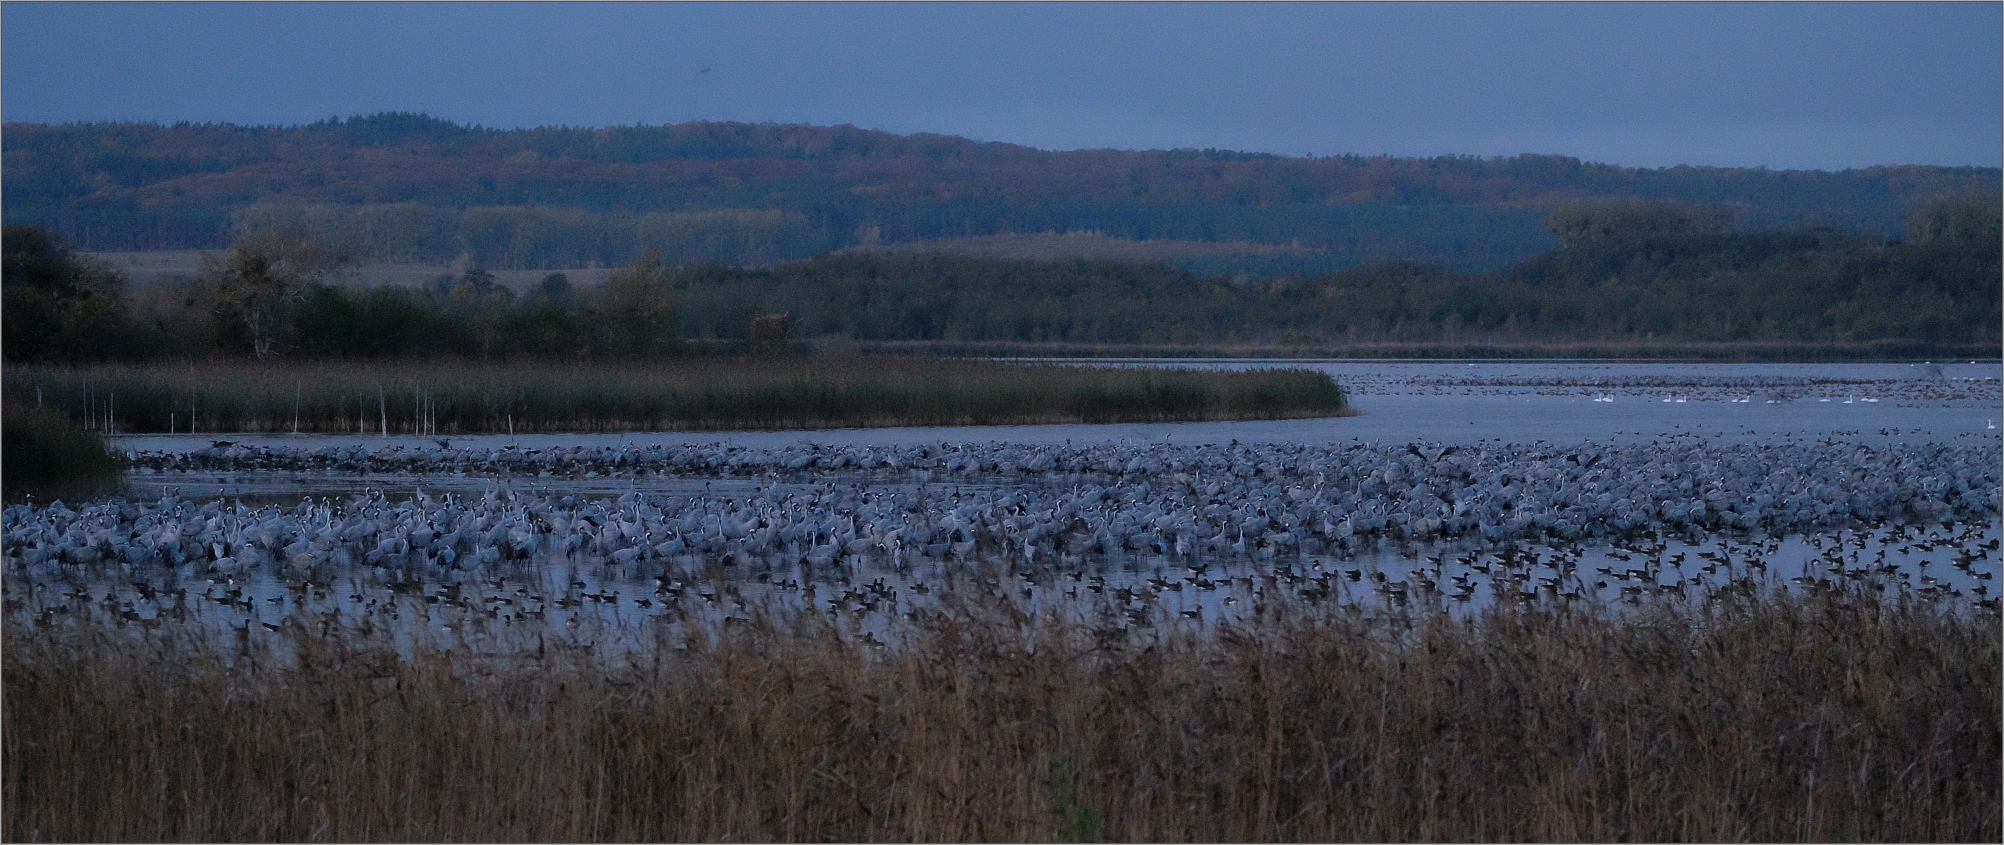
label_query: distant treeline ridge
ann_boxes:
[5,113,1997,272]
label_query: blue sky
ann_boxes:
[4,2,1998,170]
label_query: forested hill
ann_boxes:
[5,112,1998,272]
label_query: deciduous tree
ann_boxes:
[201,227,354,358]
[1544,198,1731,247]
[598,247,677,357]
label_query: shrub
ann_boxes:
[1,403,122,500]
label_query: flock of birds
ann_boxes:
[5,499,1997,646]
[6,434,1999,641]
[9,362,2001,640]
[117,435,2002,545]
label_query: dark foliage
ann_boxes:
[0,403,123,500]
[4,360,1348,434]
[5,115,1995,272]
[1,225,164,361]
[4,193,1994,364]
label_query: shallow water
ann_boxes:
[12,511,1997,658]
[115,360,2002,457]
[14,361,2002,653]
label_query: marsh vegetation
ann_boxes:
[4,359,1349,435]
[4,584,1996,842]
[0,404,124,500]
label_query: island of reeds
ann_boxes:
[4,359,1349,434]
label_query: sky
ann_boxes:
[3,2,1998,171]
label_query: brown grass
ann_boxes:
[5,585,1996,842]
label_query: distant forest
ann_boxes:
[7,195,1997,362]
[5,113,1999,274]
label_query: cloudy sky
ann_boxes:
[4,2,1997,170]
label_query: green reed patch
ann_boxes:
[3,587,1996,842]
[1,403,123,501]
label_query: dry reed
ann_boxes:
[4,585,1996,842]
[2,358,1350,435]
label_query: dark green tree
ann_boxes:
[1544,198,1732,248]
[597,247,676,357]
[2,224,136,361]
[749,312,792,356]
[1905,195,2001,252]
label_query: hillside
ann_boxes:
[6,113,1997,273]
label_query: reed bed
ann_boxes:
[2,359,1350,434]
[0,403,124,500]
[4,586,1996,842]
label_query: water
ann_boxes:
[115,361,2002,459]
[11,361,2000,652]
[13,511,1997,658]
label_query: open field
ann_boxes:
[840,229,1323,261]
[87,250,614,293]
[3,359,1351,435]
[4,583,1996,842]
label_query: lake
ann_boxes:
[114,360,2001,457]
[9,360,1999,650]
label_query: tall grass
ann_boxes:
[2,359,1350,434]
[5,586,1996,841]
[0,403,123,500]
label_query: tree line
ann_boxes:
[3,226,684,362]
[5,197,1997,363]
[6,114,1996,272]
